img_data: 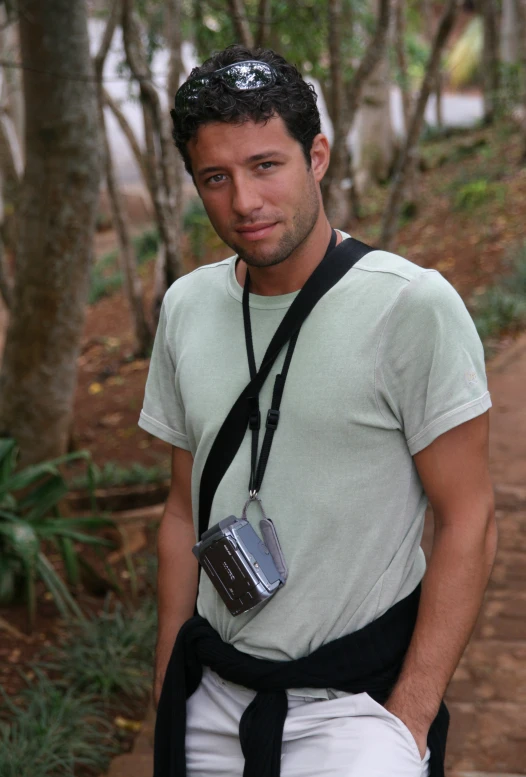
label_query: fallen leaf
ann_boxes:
[89,382,104,395]
[114,716,143,733]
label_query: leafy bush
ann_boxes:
[0,670,118,777]
[471,244,526,345]
[69,461,170,491]
[89,228,159,304]
[38,598,157,702]
[0,439,114,628]
[453,179,505,212]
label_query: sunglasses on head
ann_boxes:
[174,60,284,114]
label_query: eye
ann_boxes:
[258,161,275,170]
[206,173,227,185]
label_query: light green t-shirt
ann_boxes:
[139,236,491,663]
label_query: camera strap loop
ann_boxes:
[242,230,337,497]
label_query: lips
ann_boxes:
[236,223,277,241]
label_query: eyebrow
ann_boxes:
[197,150,287,178]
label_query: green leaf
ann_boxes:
[58,537,80,587]
[0,554,19,605]
[18,475,68,519]
[0,438,17,482]
[36,553,85,623]
[0,521,40,566]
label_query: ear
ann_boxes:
[309,133,330,182]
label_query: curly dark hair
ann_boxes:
[171,45,321,178]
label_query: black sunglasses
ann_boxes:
[174,60,283,114]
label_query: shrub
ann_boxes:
[453,178,505,212]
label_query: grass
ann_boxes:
[0,591,158,776]
[38,598,157,703]
[0,670,118,777]
[470,242,526,348]
[453,178,506,212]
[69,461,170,490]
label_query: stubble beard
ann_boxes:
[230,175,320,269]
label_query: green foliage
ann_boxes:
[89,228,160,304]
[471,244,526,346]
[183,198,220,263]
[69,461,170,491]
[38,599,157,703]
[453,178,506,212]
[0,670,117,777]
[0,440,114,628]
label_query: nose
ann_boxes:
[231,175,264,219]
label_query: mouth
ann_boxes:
[235,223,277,241]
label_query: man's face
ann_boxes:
[187,116,325,268]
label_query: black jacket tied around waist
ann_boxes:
[153,585,449,777]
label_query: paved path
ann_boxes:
[103,334,526,777]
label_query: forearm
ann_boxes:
[155,506,198,696]
[386,508,497,730]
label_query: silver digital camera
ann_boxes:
[192,515,287,616]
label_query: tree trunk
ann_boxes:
[228,0,254,48]
[323,0,390,225]
[94,0,152,357]
[122,0,183,316]
[380,0,461,251]
[516,0,526,162]
[256,0,273,48]
[353,54,397,195]
[480,0,501,123]
[324,0,351,225]
[102,88,150,192]
[501,0,520,62]
[394,0,412,135]
[0,0,100,466]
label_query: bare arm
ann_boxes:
[385,412,497,756]
[154,445,198,708]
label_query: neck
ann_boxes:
[235,217,341,296]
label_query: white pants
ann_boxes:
[186,668,430,777]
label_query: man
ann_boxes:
[139,45,496,777]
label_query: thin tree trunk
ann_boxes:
[94,0,152,357]
[228,0,255,48]
[159,0,186,321]
[480,0,501,123]
[122,0,183,308]
[516,0,526,162]
[0,236,13,310]
[380,0,461,250]
[501,0,520,62]
[394,0,411,135]
[324,0,390,225]
[0,0,100,466]
[102,88,150,191]
[324,0,351,225]
[256,0,273,48]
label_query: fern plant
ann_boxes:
[0,439,114,629]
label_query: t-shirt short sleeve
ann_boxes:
[138,300,190,450]
[375,270,492,456]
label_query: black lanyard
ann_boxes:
[241,229,337,497]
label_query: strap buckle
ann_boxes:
[248,397,261,431]
[266,409,280,430]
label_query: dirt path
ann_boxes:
[101,334,526,777]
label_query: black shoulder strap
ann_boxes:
[198,236,375,540]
